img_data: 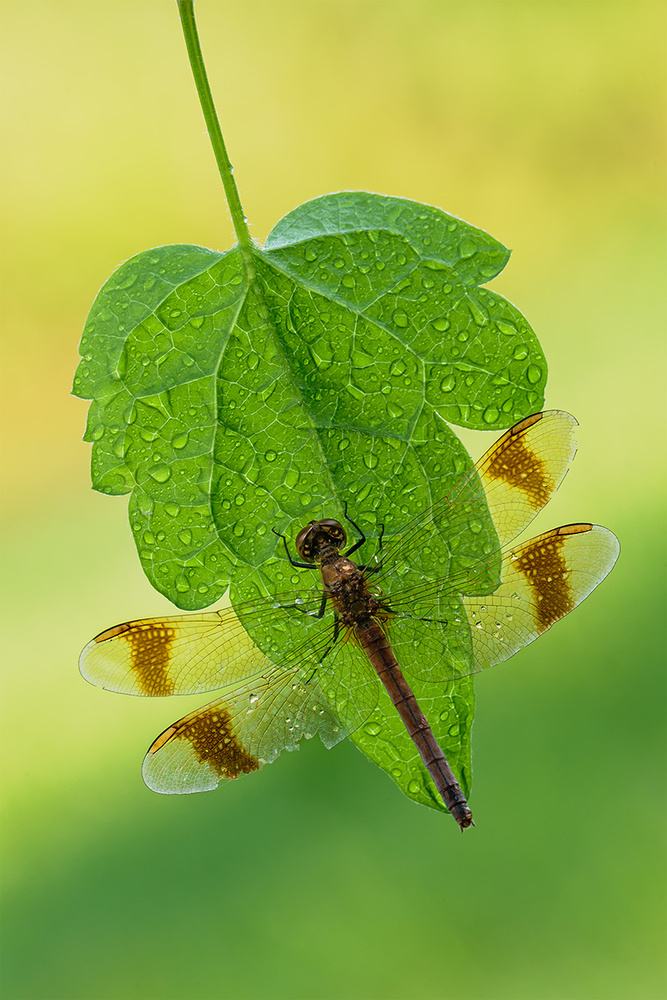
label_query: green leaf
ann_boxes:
[74,191,546,811]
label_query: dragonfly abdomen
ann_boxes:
[356,621,474,830]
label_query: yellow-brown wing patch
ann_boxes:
[150,705,259,780]
[484,412,552,508]
[80,605,285,697]
[97,621,177,696]
[462,523,619,671]
[510,524,590,629]
[476,410,578,546]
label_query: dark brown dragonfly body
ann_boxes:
[293,518,473,829]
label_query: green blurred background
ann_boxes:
[1,2,665,998]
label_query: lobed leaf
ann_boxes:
[74,191,547,810]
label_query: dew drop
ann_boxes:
[497,320,516,337]
[178,529,192,545]
[356,482,371,502]
[431,317,450,333]
[150,466,171,483]
[440,373,456,393]
[513,344,529,361]
[468,300,487,326]
[407,779,421,795]
[483,406,500,424]
[142,531,156,547]
[526,364,542,384]
[392,310,409,328]
[172,432,189,449]
[264,449,277,462]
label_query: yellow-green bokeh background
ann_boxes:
[1,3,665,998]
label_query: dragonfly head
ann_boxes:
[295,519,347,562]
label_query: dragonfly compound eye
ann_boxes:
[295,522,318,562]
[295,519,347,561]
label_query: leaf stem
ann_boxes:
[177,0,253,257]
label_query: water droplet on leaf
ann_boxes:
[431,317,450,333]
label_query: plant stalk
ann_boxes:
[177,0,253,259]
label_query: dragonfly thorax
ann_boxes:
[295,519,347,563]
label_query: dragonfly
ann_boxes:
[80,411,619,828]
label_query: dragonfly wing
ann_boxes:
[79,592,325,697]
[316,637,380,742]
[476,410,578,547]
[142,663,346,794]
[463,523,620,670]
[384,523,618,682]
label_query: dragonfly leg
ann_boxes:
[342,501,367,556]
[358,522,385,574]
[271,527,315,570]
[317,614,341,664]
